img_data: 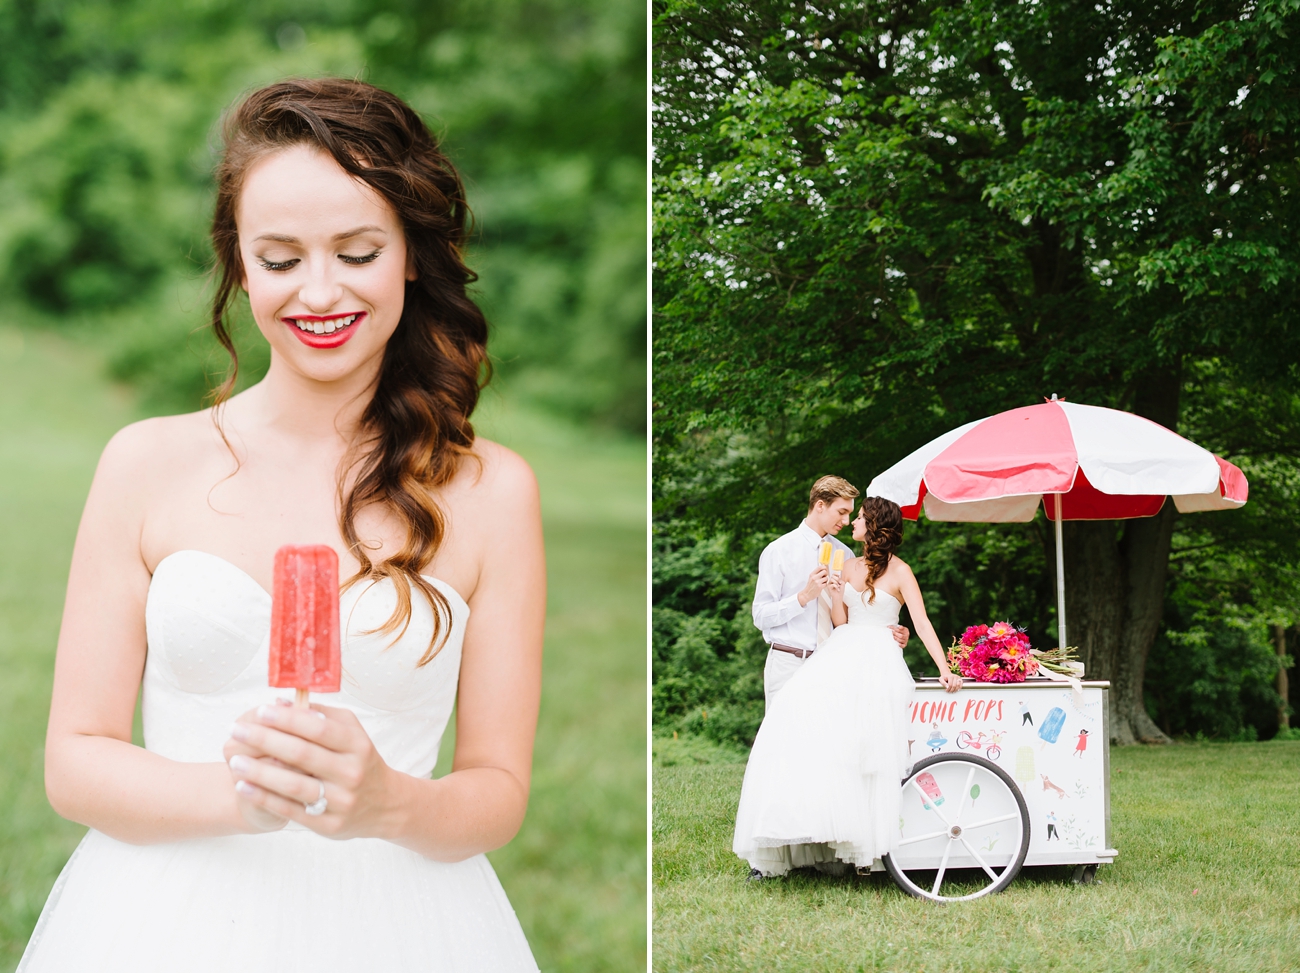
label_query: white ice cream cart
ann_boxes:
[869,677,1117,902]
[859,398,1251,902]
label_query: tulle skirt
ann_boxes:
[18,825,538,972]
[733,622,916,875]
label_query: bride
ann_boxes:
[20,79,542,971]
[733,496,961,878]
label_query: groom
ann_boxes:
[752,475,909,707]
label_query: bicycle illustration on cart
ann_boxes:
[955,729,1004,761]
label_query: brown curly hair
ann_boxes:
[857,497,903,604]
[209,78,488,665]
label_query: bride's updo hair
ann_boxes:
[858,496,903,604]
[209,78,487,665]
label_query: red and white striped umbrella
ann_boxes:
[866,397,1248,652]
[868,398,1247,523]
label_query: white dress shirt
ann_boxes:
[751,521,855,652]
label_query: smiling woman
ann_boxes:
[243,156,403,341]
[18,79,544,972]
[240,148,409,354]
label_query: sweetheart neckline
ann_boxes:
[151,549,471,614]
[843,583,901,607]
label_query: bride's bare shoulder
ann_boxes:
[442,437,539,511]
[96,409,223,485]
[885,556,915,581]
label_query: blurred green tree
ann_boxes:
[0,0,645,431]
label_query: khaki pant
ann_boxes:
[762,646,810,709]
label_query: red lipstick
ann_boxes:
[281,311,366,349]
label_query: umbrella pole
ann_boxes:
[1054,492,1067,650]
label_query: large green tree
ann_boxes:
[654,0,1300,743]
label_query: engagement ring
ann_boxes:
[304,779,328,816]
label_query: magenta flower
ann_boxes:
[949,621,1034,682]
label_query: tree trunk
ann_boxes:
[1062,521,1124,682]
[1289,626,1299,725]
[1060,365,1181,745]
[1115,503,1177,744]
[1275,624,1291,731]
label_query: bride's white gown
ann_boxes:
[18,550,537,972]
[733,583,916,876]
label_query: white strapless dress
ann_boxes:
[733,584,916,875]
[18,550,537,972]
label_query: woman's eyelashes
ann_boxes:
[258,257,299,272]
[255,250,382,272]
[339,250,381,265]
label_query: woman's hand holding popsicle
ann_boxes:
[826,568,845,603]
[225,699,405,839]
[222,724,291,834]
[222,542,397,836]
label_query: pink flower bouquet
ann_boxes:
[947,621,1040,683]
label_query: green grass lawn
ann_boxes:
[0,328,646,973]
[654,736,1300,973]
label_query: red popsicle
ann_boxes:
[269,544,341,706]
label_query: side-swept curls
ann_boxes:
[210,78,489,664]
[857,496,903,604]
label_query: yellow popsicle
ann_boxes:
[818,541,832,566]
[831,549,845,572]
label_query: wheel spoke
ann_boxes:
[908,778,952,826]
[953,766,975,821]
[896,828,949,847]
[930,838,955,896]
[959,837,1001,883]
[961,811,1020,831]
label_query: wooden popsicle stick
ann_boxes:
[295,687,309,708]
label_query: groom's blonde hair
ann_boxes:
[808,475,859,511]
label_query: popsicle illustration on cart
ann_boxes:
[1014,746,1035,784]
[914,771,945,810]
[269,544,342,706]
[1038,706,1067,749]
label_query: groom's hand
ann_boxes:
[798,566,829,606]
[889,624,909,648]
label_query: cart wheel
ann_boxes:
[884,753,1030,903]
[1071,864,1098,885]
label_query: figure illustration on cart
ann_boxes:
[1041,774,1068,799]
[1046,810,1059,840]
[926,723,948,753]
[1074,728,1089,757]
[1019,700,1033,726]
